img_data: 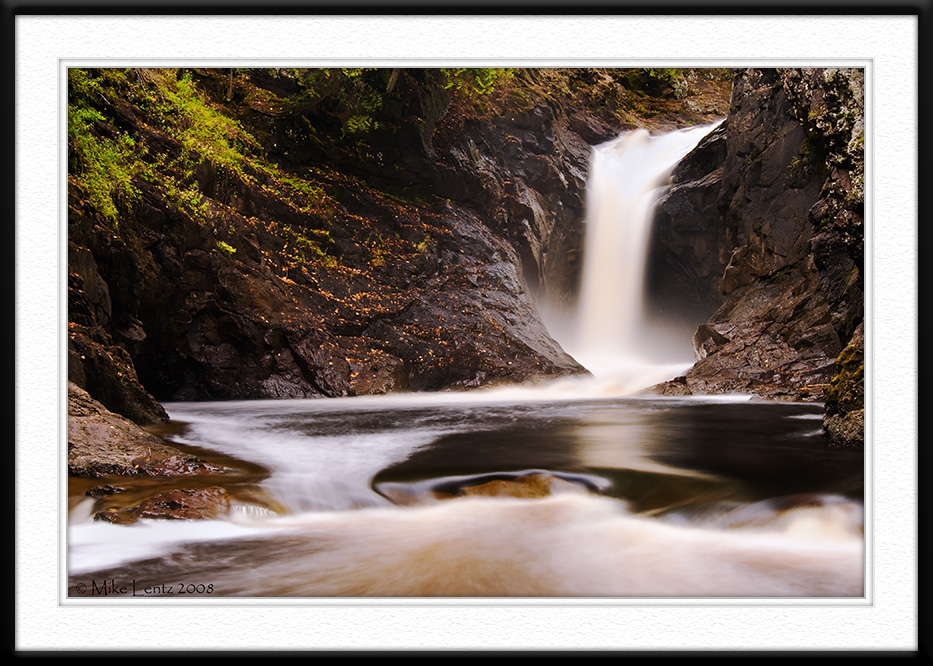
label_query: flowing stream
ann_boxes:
[67,124,864,598]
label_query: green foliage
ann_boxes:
[69,67,263,226]
[643,68,682,84]
[620,68,686,98]
[163,176,209,218]
[278,173,325,210]
[216,240,237,255]
[154,71,258,177]
[414,234,431,253]
[287,68,514,141]
[67,65,348,277]
[367,233,388,267]
[787,136,815,173]
[341,90,383,138]
[256,162,327,214]
[826,338,864,411]
[288,68,387,140]
[440,68,514,96]
[283,223,339,268]
[68,69,144,225]
[700,68,734,82]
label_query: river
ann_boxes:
[68,382,864,598]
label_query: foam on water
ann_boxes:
[70,493,862,597]
[68,516,285,576]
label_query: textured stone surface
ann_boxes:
[650,69,864,446]
[68,382,232,478]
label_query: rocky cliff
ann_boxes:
[68,69,580,411]
[651,68,864,448]
[67,67,730,414]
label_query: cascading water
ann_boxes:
[552,122,722,391]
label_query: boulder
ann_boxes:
[94,486,233,523]
[68,382,232,478]
[447,472,589,499]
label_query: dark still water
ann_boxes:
[68,382,864,598]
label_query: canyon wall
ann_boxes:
[651,68,864,448]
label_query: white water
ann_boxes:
[551,122,722,390]
[69,394,864,597]
[67,123,864,598]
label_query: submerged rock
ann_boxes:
[438,472,590,500]
[136,486,232,520]
[94,486,233,523]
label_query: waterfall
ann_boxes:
[553,122,722,391]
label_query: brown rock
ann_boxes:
[650,68,862,409]
[448,472,589,500]
[136,487,232,520]
[93,486,233,523]
[68,382,234,478]
[825,409,864,450]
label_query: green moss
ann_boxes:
[163,176,209,219]
[278,173,324,205]
[68,69,145,226]
[366,233,389,267]
[440,68,514,97]
[154,72,258,177]
[69,68,263,226]
[288,68,389,141]
[216,240,237,255]
[414,234,432,253]
[283,223,339,268]
[788,140,811,172]
[825,340,864,411]
[643,68,682,84]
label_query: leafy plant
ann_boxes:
[289,68,387,140]
[162,176,209,218]
[68,70,144,225]
[154,71,258,177]
[367,233,389,267]
[414,234,432,253]
[440,68,514,96]
[216,240,237,255]
[643,68,682,84]
[283,223,339,267]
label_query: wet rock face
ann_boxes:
[68,241,168,425]
[68,382,232,478]
[69,166,586,405]
[94,487,233,523]
[652,69,863,423]
[431,96,594,314]
[782,68,864,343]
[647,123,728,338]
